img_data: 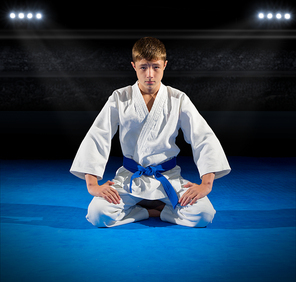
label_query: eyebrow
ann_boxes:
[139,63,161,67]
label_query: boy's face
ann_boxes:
[131,59,167,95]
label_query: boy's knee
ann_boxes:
[86,197,121,227]
[194,209,215,227]
[179,201,216,228]
[193,202,216,227]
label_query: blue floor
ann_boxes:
[1,156,295,282]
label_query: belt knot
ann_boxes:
[123,157,179,209]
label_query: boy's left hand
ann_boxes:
[179,182,212,206]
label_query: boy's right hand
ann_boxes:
[87,180,121,205]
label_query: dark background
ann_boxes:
[1,1,296,30]
[0,0,295,159]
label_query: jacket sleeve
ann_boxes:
[179,94,231,180]
[70,92,119,180]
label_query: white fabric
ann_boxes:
[86,184,216,228]
[70,82,231,201]
[86,194,150,227]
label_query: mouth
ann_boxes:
[146,81,155,84]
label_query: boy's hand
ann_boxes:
[87,180,121,205]
[179,182,212,206]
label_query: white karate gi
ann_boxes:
[70,82,231,227]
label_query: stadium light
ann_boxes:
[9,11,43,21]
[257,11,291,21]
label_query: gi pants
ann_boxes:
[86,187,216,228]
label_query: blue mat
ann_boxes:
[1,157,295,282]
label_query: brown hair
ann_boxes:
[132,37,166,62]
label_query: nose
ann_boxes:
[147,67,154,78]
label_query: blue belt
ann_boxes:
[123,157,179,209]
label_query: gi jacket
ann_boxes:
[70,82,231,200]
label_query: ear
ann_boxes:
[131,61,136,71]
[164,60,168,69]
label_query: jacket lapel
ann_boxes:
[133,82,167,164]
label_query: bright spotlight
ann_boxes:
[18,13,25,19]
[36,13,42,19]
[27,13,33,19]
[10,13,16,19]
[256,11,292,23]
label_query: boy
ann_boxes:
[70,37,231,228]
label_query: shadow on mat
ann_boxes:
[0,203,92,229]
[210,209,296,229]
[1,203,295,230]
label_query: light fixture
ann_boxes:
[257,11,291,21]
[9,11,43,20]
